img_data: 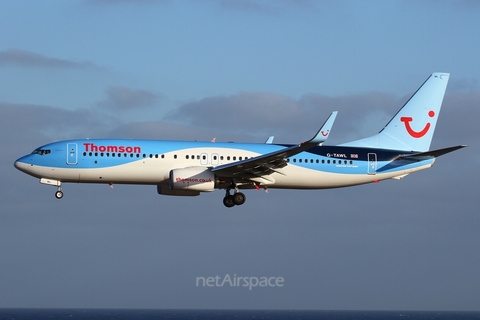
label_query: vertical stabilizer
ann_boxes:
[340,73,450,152]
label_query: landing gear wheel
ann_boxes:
[55,191,64,199]
[233,192,246,205]
[223,195,235,208]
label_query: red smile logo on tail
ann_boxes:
[400,110,435,138]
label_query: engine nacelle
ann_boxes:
[169,168,216,192]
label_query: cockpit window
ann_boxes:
[31,149,51,155]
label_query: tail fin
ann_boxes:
[341,72,450,152]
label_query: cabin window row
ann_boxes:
[82,152,353,165]
[288,158,354,165]
[181,155,248,161]
[83,152,165,159]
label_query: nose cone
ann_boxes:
[14,155,33,175]
[14,157,28,172]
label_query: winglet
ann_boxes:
[265,136,274,144]
[304,111,338,146]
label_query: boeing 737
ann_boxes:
[14,73,465,207]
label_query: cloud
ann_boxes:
[0,49,99,69]
[107,121,219,141]
[167,90,399,144]
[0,102,119,147]
[97,86,162,111]
[435,90,480,148]
[448,77,479,92]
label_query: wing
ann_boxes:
[212,112,338,182]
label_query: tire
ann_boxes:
[233,192,246,205]
[223,195,235,208]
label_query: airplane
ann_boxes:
[14,72,465,207]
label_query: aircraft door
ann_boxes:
[66,143,78,165]
[367,153,377,174]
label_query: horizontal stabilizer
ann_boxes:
[398,145,466,161]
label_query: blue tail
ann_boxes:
[341,73,450,152]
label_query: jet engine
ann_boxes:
[169,168,216,192]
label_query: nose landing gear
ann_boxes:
[55,185,63,199]
[40,178,64,199]
[55,190,64,199]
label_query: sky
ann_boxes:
[1,0,479,311]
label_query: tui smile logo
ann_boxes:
[321,130,330,137]
[400,110,435,138]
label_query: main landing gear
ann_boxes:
[223,189,246,208]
